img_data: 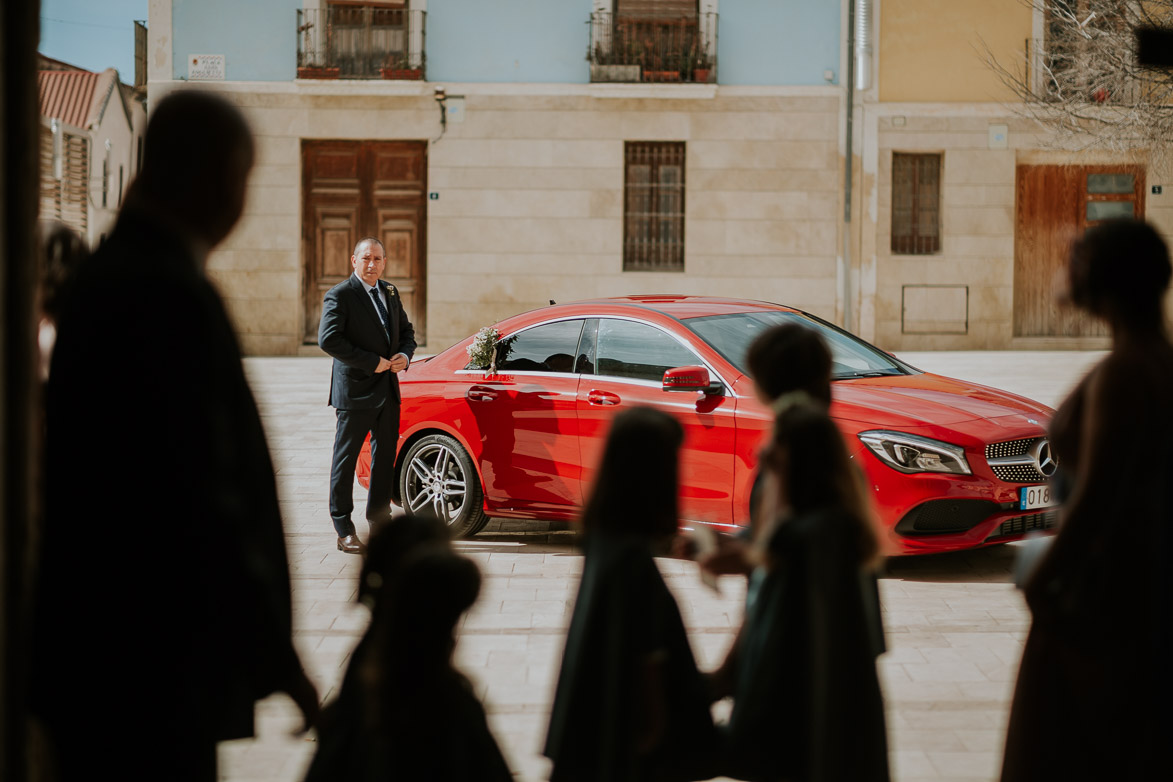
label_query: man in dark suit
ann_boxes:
[33,91,318,781]
[319,237,417,553]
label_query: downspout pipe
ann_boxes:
[842,0,857,332]
[843,0,872,334]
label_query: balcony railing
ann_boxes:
[588,11,717,84]
[297,7,425,80]
[1026,37,1152,106]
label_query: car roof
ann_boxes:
[553,295,799,321]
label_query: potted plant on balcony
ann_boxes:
[381,54,422,80]
[690,47,713,84]
[590,41,641,82]
[643,51,683,83]
[297,62,341,79]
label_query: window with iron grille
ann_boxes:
[891,152,941,255]
[624,142,685,271]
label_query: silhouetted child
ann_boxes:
[1001,219,1173,781]
[722,401,889,782]
[306,517,510,781]
[545,407,718,782]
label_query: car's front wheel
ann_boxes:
[399,434,487,538]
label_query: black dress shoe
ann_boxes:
[337,535,366,555]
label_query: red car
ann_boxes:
[358,296,1058,554]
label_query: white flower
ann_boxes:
[465,326,500,368]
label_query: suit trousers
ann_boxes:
[329,402,400,537]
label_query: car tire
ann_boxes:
[398,434,488,538]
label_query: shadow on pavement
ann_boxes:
[881,541,1026,584]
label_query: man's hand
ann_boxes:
[389,353,409,372]
[374,357,393,373]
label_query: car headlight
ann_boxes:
[857,431,972,475]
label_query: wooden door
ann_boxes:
[1014,164,1144,337]
[302,140,426,344]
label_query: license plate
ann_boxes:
[1019,485,1057,511]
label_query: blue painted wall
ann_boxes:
[166,0,841,86]
[173,0,297,81]
[719,0,841,86]
[426,0,587,83]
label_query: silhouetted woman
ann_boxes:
[1001,219,1173,781]
[722,401,889,782]
[306,521,511,782]
[545,407,718,782]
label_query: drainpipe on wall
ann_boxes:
[843,0,873,334]
[842,0,857,332]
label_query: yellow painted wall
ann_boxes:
[880,0,1033,102]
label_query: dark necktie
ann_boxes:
[369,287,390,336]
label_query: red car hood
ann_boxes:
[831,372,1053,430]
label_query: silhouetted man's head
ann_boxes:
[133,90,255,248]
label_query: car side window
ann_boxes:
[575,319,598,375]
[495,319,584,373]
[595,319,701,383]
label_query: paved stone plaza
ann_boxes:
[223,351,1104,782]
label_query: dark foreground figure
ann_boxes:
[1001,219,1173,781]
[545,407,718,782]
[306,519,511,782]
[720,400,890,782]
[31,91,317,780]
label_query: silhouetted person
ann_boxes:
[545,407,718,782]
[305,513,453,780]
[37,221,88,379]
[308,541,512,781]
[1001,219,1173,781]
[721,401,889,782]
[691,323,834,578]
[31,90,318,781]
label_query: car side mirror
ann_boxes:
[662,365,723,395]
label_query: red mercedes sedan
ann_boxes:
[359,296,1059,555]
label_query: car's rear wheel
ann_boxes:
[399,434,487,538]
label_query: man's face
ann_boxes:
[352,241,386,287]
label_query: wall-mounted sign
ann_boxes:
[429,192,439,200]
[988,124,1009,150]
[189,55,226,81]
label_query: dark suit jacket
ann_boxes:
[318,275,416,410]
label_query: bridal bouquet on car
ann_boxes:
[466,326,513,373]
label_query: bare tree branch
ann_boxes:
[983,1,1173,174]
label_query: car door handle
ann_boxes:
[586,390,620,406]
[467,385,498,403]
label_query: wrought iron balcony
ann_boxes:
[297,7,425,80]
[588,11,717,84]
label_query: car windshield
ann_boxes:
[684,310,915,380]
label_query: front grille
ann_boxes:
[986,437,1050,483]
[992,464,1049,482]
[985,438,1036,460]
[986,510,1059,540]
[895,499,1001,535]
